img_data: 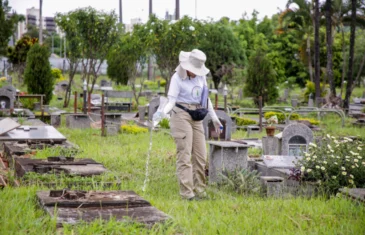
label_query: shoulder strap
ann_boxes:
[175,103,190,112]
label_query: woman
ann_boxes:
[154,49,222,200]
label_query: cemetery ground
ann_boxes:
[1,117,365,234]
[1,75,365,234]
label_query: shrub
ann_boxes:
[234,116,257,126]
[159,118,170,129]
[218,169,262,195]
[51,68,65,83]
[303,81,327,102]
[19,98,38,110]
[159,79,166,87]
[24,44,54,104]
[298,118,320,125]
[120,124,148,134]
[264,111,299,123]
[298,135,365,195]
[0,77,7,88]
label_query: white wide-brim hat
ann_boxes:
[175,49,210,77]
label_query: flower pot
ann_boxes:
[265,126,276,136]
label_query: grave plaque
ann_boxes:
[0,118,20,135]
[263,155,303,169]
[37,190,170,227]
[148,97,160,121]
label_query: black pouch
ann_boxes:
[175,103,208,121]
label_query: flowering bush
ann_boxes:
[298,134,365,194]
[266,115,278,126]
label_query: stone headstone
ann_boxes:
[106,124,119,136]
[100,79,112,87]
[283,89,289,99]
[2,85,16,95]
[208,141,249,183]
[260,176,284,197]
[138,106,147,121]
[56,81,69,92]
[50,114,61,127]
[281,123,313,156]
[0,88,15,110]
[308,98,314,107]
[238,89,243,100]
[262,136,281,155]
[66,114,91,129]
[362,91,365,99]
[203,110,232,141]
[148,97,160,121]
[291,99,298,108]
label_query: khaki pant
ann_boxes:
[170,103,207,199]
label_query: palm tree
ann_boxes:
[343,0,357,112]
[280,0,314,82]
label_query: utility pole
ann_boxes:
[148,0,154,80]
[175,0,180,20]
[39,0,43,44]
[119,0,123,24]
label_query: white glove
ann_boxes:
[152,111,166,123]
[212,116,223,133]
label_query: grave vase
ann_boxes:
[265,126,276,137]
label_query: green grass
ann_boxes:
[1,125,365,234]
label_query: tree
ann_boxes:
[314,0,321,102]
[325,0,336,97]
[343,0,357,112]
[0,0,24,55]
[280,0,314,82]
[7,35,38,81]
[199,21,244,89]
[57,7,120,94]
[106,48,129,85]
[24,43,54,104]
[147,15,201,94]
[244,49,278,107]
[55,12,82,108]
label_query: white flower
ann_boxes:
[352,165,355,168]
[332,176,337,179]
[321,166,325,171]
[326,134,331,138]
[182,26,185,30]
[331,155,335,158]
[306,157,311,161]
[350,174,354,179]
[309,142,317,147]
[330,149,334,153]
[344,137,353,142]
[336,144,340,147]
[307,169,312,173]
[358,156,362,159]
[342,171,347,176]
[357,146,362,151]
[316,165,320,169]
[341,167,346,170]
[189,25,195,31]
[327,144,332,149]
[355,163,359,167]
[350,151,359,156]
[363,162,365,165]
[301,166,305,172]
[317,180,322,184]
[334,140,339,144]
[150,29,153,33]
[313,155,317,159]
[305,152,310,157]
[354,159,359,163]
[349,179,354,184]
[323,161,327,164]
[346,159,350,162]
[334,162,338,165]
[336,156,340,159]
[345,156,350,159]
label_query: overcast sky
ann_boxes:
[8,0,288,23]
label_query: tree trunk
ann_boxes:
[353,50,365,92]
[340,26,346,98]
[343,0,357,112]
[307,37,314,83]
[326,0,335,97]
[314,0,321,103]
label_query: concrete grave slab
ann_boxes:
[0,118,20,135]
[0,126,66,141]
[37,190,170,227]
[263,155,303,169]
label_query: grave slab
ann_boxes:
[0,126,66,141]
[0,118,20,135]
[339,188,365,203]
[37,190,170,227]
[15,157,106,177]
[262,155,302,169]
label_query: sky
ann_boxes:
[8,0,288,24]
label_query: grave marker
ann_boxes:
[203,110,232,140]
[281,123,313,156]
